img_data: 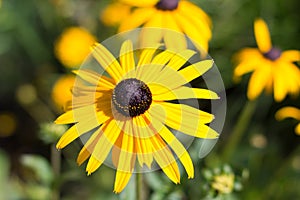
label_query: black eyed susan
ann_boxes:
[276,107,300,135]
[55,27,97,68]
[234,18,300,102]
[118,0,212,51]
[55,39,219,193]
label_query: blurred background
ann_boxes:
[0,0,299,199]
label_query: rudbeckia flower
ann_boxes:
[234,18,300,102]
[276,106,300,135]
[118,0,212,51]
[55,39,219,193]
[54,27,97,68]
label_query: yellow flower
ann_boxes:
[55,40,219,193]
[100,2,131,26]
[54,27,97,68]
[276,106,300,135]
[211,173,235,194]
[52,75,75,111]
[234,18,300,102]
[118,0,212,51]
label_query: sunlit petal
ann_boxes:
[281,50,300,62]
[86,119,124,175]
[254,18,272,53]
[119,40,135,75]
[118,7,156,32]
[92,43,124,82]
[149,102,218,138]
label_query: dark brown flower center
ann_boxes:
[112,78,152,117]
[263,47,282,61]
[156,0,179,11]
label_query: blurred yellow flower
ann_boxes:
[52,75,75,111]
[211,173,235,194]
[276,106,300,135]
[234,18,300,102]
[118,0,212,51]
[100,2,131,26]
[55,40,219,193]
[54,27,97,68]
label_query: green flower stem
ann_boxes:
[51,144,61,200]
[222,99,258,161]
[135,173,143,200]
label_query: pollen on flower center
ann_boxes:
[263,47,282,61]
[112,78,152,117]
[156,0,179,11]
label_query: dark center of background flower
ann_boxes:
[156,0,179,11]
[112,78,152,117]
[263,47,282,61]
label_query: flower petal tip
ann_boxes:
[55,144,62,150]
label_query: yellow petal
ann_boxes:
[139,12,163,48]
[119,0,158,7]
[148,115,194,178]
[72,69,115,88]
[177,1,212,40]
[56,105,112,149]
[152,86,219,101]
[114,171,133,193]
[247,62,271,100]
[163,12,187,51]
[234,48,262,62]
[254,18,272,53]
[149,60,214,92]
[149,102,218,138]
[275,107,300,121]
[179,1,211,27]
[119,7,156,32]
[137,44,161,67]
[111,134,123,168]
[137,49,176,82]
[86,119,124,175]
[167,49,196,71]
[281,50,300,62]
[55,105,93,124]
[233,48,262,77]
[132,116,154,167]
[234,61,258,77]
[295,123,300,135]
[277,62,300,95]
[151,135,180,184]
[56,103,111,130]
[176,59,213,85]
[272,64,288,102]
[77,127,103,165]
[117,130,135,172]
[92,43,124,82]
[119,40,135,75]
[114,126,136,193]
[173,11,209,52]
